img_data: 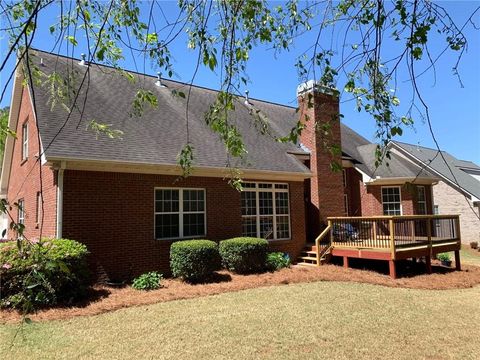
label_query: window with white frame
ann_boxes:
[381,187,402,215]
[18,199,25,238]
[416,186,427,214]
[241,182,290,240]
[342,169,347,188]
[154,188,205,239]
[343,194,349,215]
[22,122,28,160]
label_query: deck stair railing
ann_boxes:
[314,224,332,265]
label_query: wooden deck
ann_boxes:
[299,215,462,279]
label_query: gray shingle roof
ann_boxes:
[31,50,309,175]
[28,50,448,184]
[393,141,480,199]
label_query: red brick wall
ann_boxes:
[298,89,344,241]
[62,170,306,279]
[344,167,362,216]
[6,87,57,240]
[359,183,433,216]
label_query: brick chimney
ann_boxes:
[297,81,344,240]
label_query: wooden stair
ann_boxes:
[296,243,333,267]
[296,225,334,267]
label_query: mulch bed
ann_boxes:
[1,261,479,324]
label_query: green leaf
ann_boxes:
[66,35,78,46]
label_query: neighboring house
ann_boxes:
[390,142,480,244]
[1,50,448,280]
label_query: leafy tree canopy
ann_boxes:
[0,0,478,185]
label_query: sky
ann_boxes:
[1,1,479,164]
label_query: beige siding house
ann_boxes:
[392,142,480,244]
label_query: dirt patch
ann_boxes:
[1,262,479,323]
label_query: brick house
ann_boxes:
[1,50,446,280]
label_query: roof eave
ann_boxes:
[365,176,439,186]
[45,156,313,181]
[0,66,24,196]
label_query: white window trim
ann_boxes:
[416,185,427,215]
[154,187,207,240]
[22,122,28,160]
[241,182,291,241]
[18,199,25,224]
[381,186,403,216]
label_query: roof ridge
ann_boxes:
[30,48,298,111]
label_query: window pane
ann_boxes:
[260,216,274,239]
[276,216,290,239]
[183,190,204,213]
[241,191,256,216]
[183,213,205,237]
[275,192,289,215]
[155,214,179,239]
[242,182,256,188]
[242,217,257,237]
[155,189,179,213]
[259,192,273,215]
[275,184,288,189]
[258,183,272,189]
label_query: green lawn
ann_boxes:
[1,281,479,360]
[460,248,480,266]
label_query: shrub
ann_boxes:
[0,238,89,312]
[219,237,268,274]
[132,271,163,290]
[470,241,478,249]
[170,240,220,282]
[437,253,451,262]
[266,252,291,271]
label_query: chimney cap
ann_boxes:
[296,80,338,97]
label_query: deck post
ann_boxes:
[454,250,461,271]
[389,260,397,279]
[343,256,349,268]
[425,255,432,274]
[426,216,432,269]
[454,216,462,271]
[389,218,395,261]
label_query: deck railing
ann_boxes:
[327,215,460,253]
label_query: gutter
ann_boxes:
[56,161,66,238]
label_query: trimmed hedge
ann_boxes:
[170,240,220,282]
[219,237,268,274]
[0,238,89,311]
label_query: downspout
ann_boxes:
[56,161,66,238]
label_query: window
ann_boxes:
[416,186,427,215]
[342,169,347,188]
[434,205,439,215]
[22,122,28,160]
[381,186,402,215]
[35,192,42,223]
[154,188,205,239]
[18,199,25,238]
[343,194,349,216]
[241,182,290,240]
